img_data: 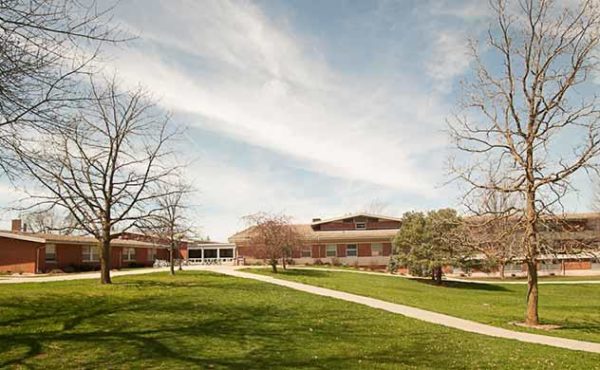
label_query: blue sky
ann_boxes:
[1,0,596,240]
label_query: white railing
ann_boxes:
[187,257,234,265]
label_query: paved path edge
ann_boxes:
[219,268,600,354]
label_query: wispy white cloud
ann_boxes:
[426,31,472,92]
[111,0,450,196]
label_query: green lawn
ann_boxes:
[247,268,600,344]
[0,272,598,368]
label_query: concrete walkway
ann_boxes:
[0,265,212,284]
[218,268,600,354]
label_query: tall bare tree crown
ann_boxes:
[450,0,600,216]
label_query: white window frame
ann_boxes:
[371,243,383,256]
[355,222,367,230]
[326,244,337,257]
[148,248,157,261]
[346,244,358,257]
[301,247,311,258]
[82,246,100,262]
[45,244,57,262]
[122,247,135,262]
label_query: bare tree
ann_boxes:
[460,184,522,279]
[449,0,600,325]
[139,180,195,276]
[21,208,78,234]
[362,199,390,215]
[12,77,180,284]
[0,0,126,175]
[242,212,304,273]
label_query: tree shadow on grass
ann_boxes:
[0,272,591,369]
[411,278,510,291]
[275,268,331,277]
[242,268,335,279]
[0,291,478,369]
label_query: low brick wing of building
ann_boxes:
[229,213,400,268]
[0,220,171,274]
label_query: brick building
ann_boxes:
[230,212,600,275]
[229,213,399,268]
[0,220,170,274]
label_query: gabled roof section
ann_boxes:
[310,213,402,226]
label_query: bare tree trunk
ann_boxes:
[100,238,112,284]
[526,259,539,325]
[525,187,539,325]
[435,266,443,285]
[282,252,287,271]
[271,259,278,273]
[169,244,175,276]
[499,262,506,280]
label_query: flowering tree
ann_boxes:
[243,212,304,273]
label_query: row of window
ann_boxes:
[300,243,384,258]
[45,245,157,263]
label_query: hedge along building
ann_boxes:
[229,213,400,267]
[0,220,170,274]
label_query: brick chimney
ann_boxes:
[11,219,22,233]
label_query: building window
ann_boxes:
[148,248,157,261]
[301,246,311,258]
[45,244,56,262]
[82,246,100,262]
[372,243,383,256]
[122,247,135,261]
[220,249,234,258]
[346,244,358,257]
[326,244,337,257]
[355,222,366,230]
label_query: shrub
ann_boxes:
[314,259,323,266]
[388,257,399,274]
[331,258,342,267]
[126,262,146,268]
[64,264,101,273]
[369,260,382,271]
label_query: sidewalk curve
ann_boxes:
[218,268,600,354]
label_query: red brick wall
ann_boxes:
[320,223,355,231]
[383,243,392,256]
[358,243,371,257]
[57,244,83,268]
[157,248,169,260]
[564,261,592,270]
[135,248,150,266]
[311,244,320,258]
[337,244,347,257]
[111,247,122,268]
[0,237,38,273]
[367,221,401,230]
